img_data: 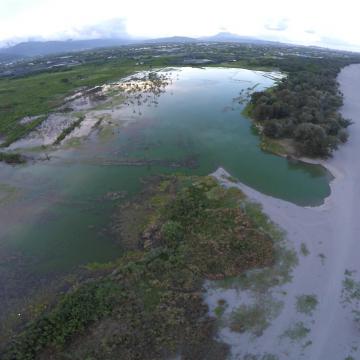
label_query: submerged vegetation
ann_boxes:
[230,297,283,336]
[296,294,318,315]
[2,176,276,359]
[341,270,360,325]
[281,321,311,342]
[0,60,141,147]
[53,115,85,145]
[0,151,25,164]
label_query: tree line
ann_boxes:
[248,57,355,157]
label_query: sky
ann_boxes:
[0,0,359,51]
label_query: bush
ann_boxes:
[4,281,122,360]
[294,123,332,156]
[0,152,25,164]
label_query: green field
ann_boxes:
[0,59,143,146]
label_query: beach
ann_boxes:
[207,64,360,359]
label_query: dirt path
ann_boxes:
[206,64,360,360]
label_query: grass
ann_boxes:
[215,200,297,293]
[260,136,288,156]
[230,297,283,336]
[342,272,360,325]
[231,304,269,335]
[296,294,318,315]
[1,115,48,147]
[5,281,123,360]
[281,321,310,342]
[54,115,85,145]
[0,59,142,146]
[214,299,228,318]
[241,103,254,118]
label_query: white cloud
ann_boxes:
[265,18,289,32]
[0,0,360,51]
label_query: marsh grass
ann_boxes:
[4,175,275,360]
[296,294,318,315]
[281,321,310,342]
[0,60,140,146]
[230,296,283,336]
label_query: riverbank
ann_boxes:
[205,64,360,359]
[1,175,277,359]
[0,66,338,358]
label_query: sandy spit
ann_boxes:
[206,64,360,360]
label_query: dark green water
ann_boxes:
[0,67,331,274]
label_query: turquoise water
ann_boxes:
[0,67,331,275]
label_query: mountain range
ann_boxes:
[0,32,281,61]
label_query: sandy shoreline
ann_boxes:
[206,64,360,359]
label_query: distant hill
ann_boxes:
[0,33,285,62]
[0,36,199,61]
[0,38,136,59]
[200,32,278,45]
[144,36,198,44]
[0,53,23,63]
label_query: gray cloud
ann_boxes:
[264,18,288,32]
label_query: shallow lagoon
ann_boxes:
[0,67,331,276]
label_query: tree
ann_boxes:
[294,123,331,156]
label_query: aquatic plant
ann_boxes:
[281,321,310,342]
[296,294,318,315]
[3,176,276,359]
[0,152,25,164]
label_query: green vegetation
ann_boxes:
[300,242,310,256]
[248,58,351,157]
[296,294,318,315]
[341,271,360,325]
[230,297,283,336]
[214,299,228,318]
[1,41,358,159]
[54,115,85,145]
[1,115,47,147]
[259,135,288,156]
[282,321,310,342]
[0,60,140,146]
[3,176,276,359]
[5,281,123,360]
[216,201,297,293]
[0,151,26,164]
